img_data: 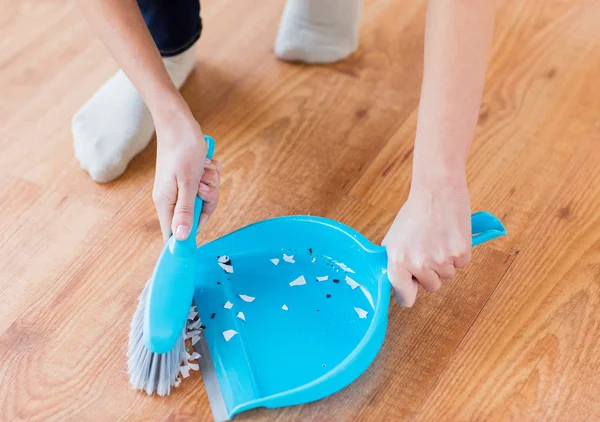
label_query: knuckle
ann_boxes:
[433,251,448,266]
[175,204,194,218]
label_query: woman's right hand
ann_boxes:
[152,97,222,242]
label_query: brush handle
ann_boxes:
[173,135,215,252]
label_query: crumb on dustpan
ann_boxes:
[218,255,230,263]
[188,308,198,320]
[237,311,246,321]
[283,253,295,263]
[282,304,288,311]
[354,307,368,319]
[189,352,200,360]
[223,329,238,341]
[270,258,280,266]
[316,276,328,282]
[239,294,255,302]
[289,275,307,286]
[211,313,216,319]
[218,262,234,273]
[188,363,199,371]
[174,378,182,387]
[337,262,355,273]
[345,275,359,290]
[192,335,201,345]
[224,301,233,309]
[312,257,316,264]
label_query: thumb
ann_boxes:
[171,182,197,241]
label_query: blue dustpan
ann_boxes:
[193,211,507,420]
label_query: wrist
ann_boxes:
[411,137,468,188]
[148,89,194,131]
[410,159,467,197]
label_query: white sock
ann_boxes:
[274,0,361,64]
[72,45,197,183]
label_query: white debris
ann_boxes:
[223,330,238,342]
[282,304,289,311]
[345,275,360,290]
[174,378,182,387]
[239,294,255,303]
[185,330,201,339]
[180,365,191,378]
[218,255,230,263]
[316,276,329,282]
[289,275,307,287]
[360,285,375,309]
[224,301,233,309]
[192,335,201,346]
[187,319,202,330]
[189,352,201,360]
[188,363,199,371]
[270,258,280,266]
[188,307,198,320]
[354,307,368,319]
[283,254,295,263]
[218,262,234,273]
[337,262,355,273]
[237,311,246,321]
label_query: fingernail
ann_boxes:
[199,183,210,192]
[175,225,190,240]
[205,158,211,165]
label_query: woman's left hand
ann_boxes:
[382,176,472,307]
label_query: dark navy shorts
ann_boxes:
[137,0,201,57]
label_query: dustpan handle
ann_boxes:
[470,211,507,246]
[375,211,506,257]
[174,135,215,251]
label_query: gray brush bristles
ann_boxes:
[127,281,185,396]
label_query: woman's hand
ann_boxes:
[382,176,471,307]
[152,101,221,242]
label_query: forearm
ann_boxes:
[413,0,495,186]
[77,0,187,123]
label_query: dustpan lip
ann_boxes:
[200,214,386,255]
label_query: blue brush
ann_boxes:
[127,135,215,395]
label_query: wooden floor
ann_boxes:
[1,0,600,420]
